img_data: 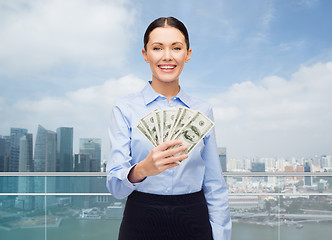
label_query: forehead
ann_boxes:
[148,27,186,45]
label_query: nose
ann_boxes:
[163,48,173,61]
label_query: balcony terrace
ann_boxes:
[1,172,331,240]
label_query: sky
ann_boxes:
[1,0,332,160]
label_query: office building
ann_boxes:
[0,136,10,205]
[74,154,91,172]
[72,154,93,208]
[77,139,103,208]
[56,127,73,194]
[56,127,73,172]
[18,133,33,172]
[0,136,10,172]
[34,125,57,172]
[304,162,312,186]
[8,128,28,172]
[251,162,267,182]
[16,133,34,210]
[218,147,227,172]
[251,162,265,172]
[6,129,28,207]
[34,125,57,209]
[79,138,101,172]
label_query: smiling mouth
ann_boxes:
[159,65,176,70]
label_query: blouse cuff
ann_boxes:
[122,164,146,189]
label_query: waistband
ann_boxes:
[127,189,206,207]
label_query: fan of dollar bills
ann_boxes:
[137,107,214,156]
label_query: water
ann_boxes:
[0,218,121,240]
[232,222,332,240]
[1,219,331,240]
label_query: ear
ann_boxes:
[185,48,192,63]
[142,49,149,63]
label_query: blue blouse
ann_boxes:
[106,82,231,240]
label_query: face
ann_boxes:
[142,26,192,84]
[184,129,199,143]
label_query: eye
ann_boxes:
[153,47,161,51]
[174,47,181,51]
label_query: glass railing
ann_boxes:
[1,172,331,240]
[224,172,332,240]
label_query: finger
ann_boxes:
[163,152,189,165]
[158,139,183,150]
[161,145,188,159]
[164,162,180,170]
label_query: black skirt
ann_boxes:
[118,190,213,240]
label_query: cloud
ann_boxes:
[260,0,275,30]
[2,62,331,159]
[0,0,137,75]
[210,62,332,157]
[1,75,146,158]
[296,0,320,8]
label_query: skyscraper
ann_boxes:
[18,133,33,172]
[6,128,28,207]
[0,136,10,205]
[56,127,73,194]
[56,127,73,172]
[16,133,34,210]
[218,147,227,172]
[34,125,57,209]
[0,136,10,172]
[34,125,57,172]
[251,162,266,172]
[304,162,312,186]
[251,162,267,182]
[8,128,28,172]
[74,154,90,172]
[77,138,102,208]
[79,138,101,172]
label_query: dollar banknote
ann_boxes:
[140,109,161,145]
[162,107,178,142]
[172,111,214,155]
[169,107,196,140]
[137,107,214,161]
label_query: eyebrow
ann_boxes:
[151,42,184,46]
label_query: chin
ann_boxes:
[159,79,179,84]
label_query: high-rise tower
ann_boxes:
[34,125,57,209]
[0,136,10,205]
[8,128,28,172]
[56,127,73,172]
[19,133,33,172]
[16,133,34,210]
[304,162,312,186]
[79,138,101,172]
[34,125,57,172]
[0,136,10,172]
[56,127,73,194]
[218,147,227,172]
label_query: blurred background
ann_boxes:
[1,0,331,161]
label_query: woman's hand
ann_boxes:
[128,139,188,183]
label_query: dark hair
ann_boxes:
[143,17,190,50]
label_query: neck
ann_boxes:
[151,79,180,102]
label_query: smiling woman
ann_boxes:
[142,18,192,100]
[106,16,231,240]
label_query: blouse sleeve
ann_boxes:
[202,107,232,240]
[106,104,144,199]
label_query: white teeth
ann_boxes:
[160,65,175,69]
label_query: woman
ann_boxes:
[106,16,231,240]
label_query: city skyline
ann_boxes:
[0,125,102,172]
[1,125,332,174]
[1,0,332,159]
